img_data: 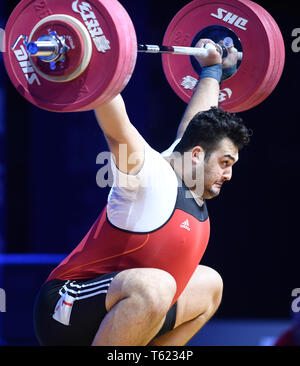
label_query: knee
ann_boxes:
[206,267,223,312]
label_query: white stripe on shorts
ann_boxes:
[58,277,114,300]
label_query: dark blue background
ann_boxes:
[0,0,299,345]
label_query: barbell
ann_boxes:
[2,0,285,113]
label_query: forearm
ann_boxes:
[176,77,219,139]
[94,94,133,141]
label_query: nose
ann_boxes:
[222,167,232,181]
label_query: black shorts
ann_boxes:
[33,272,177,346]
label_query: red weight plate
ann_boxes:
[162,0,274,112]
[238,0,285,111]
[80,0,137,111]
[4,0,137,112]
[226,0,277,112]
[255,3,285,108]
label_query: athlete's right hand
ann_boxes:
[194,39,222,67]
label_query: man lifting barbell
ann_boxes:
[32,38,250,346]
[3,0,285,347]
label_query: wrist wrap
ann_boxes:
[200,64,223,84]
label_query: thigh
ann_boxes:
[33,272,120,346]
[174,265,223,328]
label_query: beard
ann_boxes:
[203,183,222,199]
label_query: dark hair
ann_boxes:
[174,107,250,159]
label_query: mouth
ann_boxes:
[214,182,223,188]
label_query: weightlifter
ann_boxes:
[33,39,250,346]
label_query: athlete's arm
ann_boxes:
[95,39,222,173]
[176,39,222,140]
[94,94,145,175]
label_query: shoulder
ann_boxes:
[108,139,177,192]
[160,138,181,157]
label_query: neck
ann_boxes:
[165,156,204,207]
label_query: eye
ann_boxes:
[220,160,229,168]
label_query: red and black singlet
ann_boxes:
[47,178,210,305]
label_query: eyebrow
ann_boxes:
[222,154,237,162]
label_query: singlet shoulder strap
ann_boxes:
[174,173,209,222]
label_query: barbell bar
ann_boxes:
[16,35,242,61]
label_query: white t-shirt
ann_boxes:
[107,139,181,233]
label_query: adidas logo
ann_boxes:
[180,219,191,231]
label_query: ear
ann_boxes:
[191,146,205,163]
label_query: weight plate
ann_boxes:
[226,0,277,111]
[79,0,138,111]
[162,0,277,112]
[237,0,285,111]
[4,0,137,112]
